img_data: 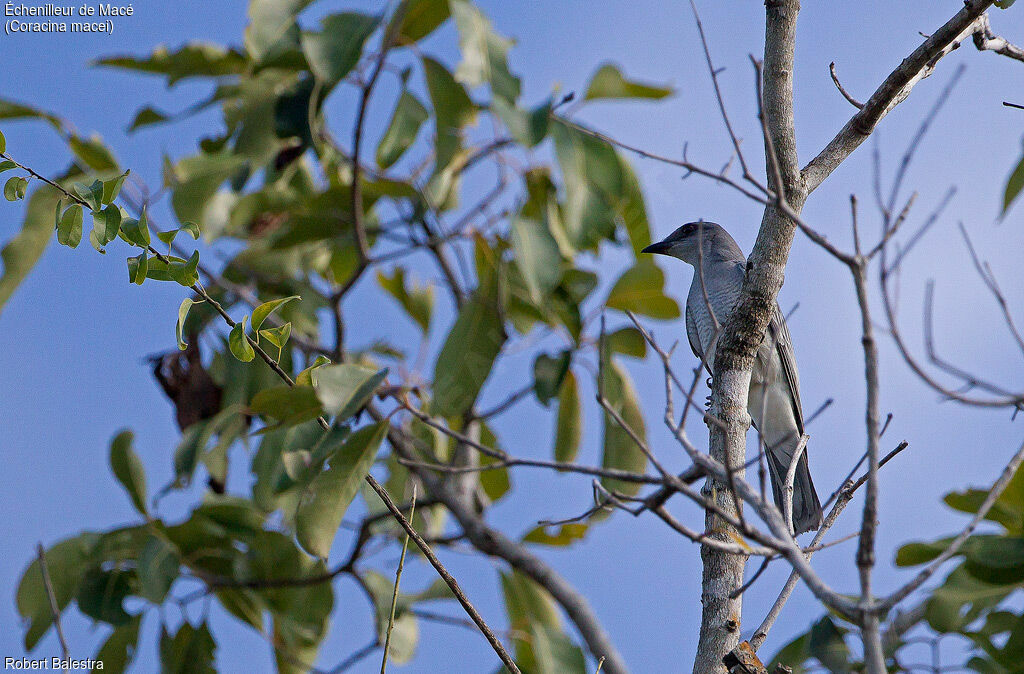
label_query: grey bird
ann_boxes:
[643,221,823,534]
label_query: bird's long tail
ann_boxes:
[765,439,823,535]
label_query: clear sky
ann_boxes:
[2,1,1024,672]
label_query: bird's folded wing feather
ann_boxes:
[767,302,805,434]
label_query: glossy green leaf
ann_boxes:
[102,170,129,205]
[120,208,150,247]
[229,316,256,362]
[807,616,851,673]
[77,568,132,625]
[377,91,429,169]
[93,204,122,251]
[94,617,141,674]
[523,522,587,547]
[137,535,179,603]
[250,385,323,426]
[4,175,27,201]
[159,622,216,674]
[296,421,389,558]
[1003,150,1024,214]
[260,322,292,349]
[251,294,300,331]
[96,43,247,85]
[606,260,680,319]
[450,0,520,102]
[512,217,563,301]
[314,364,387,419]
[169,249,200,287]
[0,186,58,316]
[73,179,103,211]
[109,430,148,515]
[0,159,16,173]
[554,371,581,464]
[493,97,550,147]
[176,298,195,350]
[127,251,148,285]
[296,355,331,387]
[422,56,476,171]
[600,361,647,496]
[389,0,450,44]
[432,282,506,417]
[17,534,95,649]
[57,204,84,248]
[533,351,570,405]
[301,13,378,85]
[377,268,434,332]
[584,63,673,101]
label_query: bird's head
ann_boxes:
[641,221,743,265]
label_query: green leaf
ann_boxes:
[109,430,148,515]
[127,251,148,285]
[102,170,129,205]
[250,385,324,426]
[296,421,389,557]
[69,136,119,174]
[260,322,292,350]
[128,106,170,132]
[600,361,647,496]
[1003,150,1024,214]
[523,522,588,547]
[314,364,388,420]
[996,0,1017,9]
[965,537,1024,584]
[137,535,179,603]
[607,327,647,358]
[363,570,420,664]
[895,538,953,567]
[554,371,581,463]
[807,616,851,672]
[120,208,150,247]
[0,186,58,316]
[169,249,200,287]
[251,294,300,331]
[0,128,5,152]
[57,204,84,248]
[0,159,16,173]
[606,260,680,319]
[4,175,27,201]
[388,0,450,44]
[229,316,256,362]
[432,281,507,417]
[77,568,132,625]
[531,624,587,673]
[94,617,141,674]
[512,216,564,301]
[533,351,570,405]
[493,97,550,147]
[296,355,331,387]
[450,0,521,102]
[73,179,104,211]
[422,56,476,171]
[160,622,216,674]
[377,268,434,332]
[301,13,378,86]
[17,534,95,649]
[97,43,247,85]
[377,91,429,169]
[176,298,196,350]
[93,204,122,251]
[584,63,673,101]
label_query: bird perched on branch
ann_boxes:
[643,221,823,534]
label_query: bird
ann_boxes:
[642,221,823,534]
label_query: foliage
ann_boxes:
[3,0,680,670]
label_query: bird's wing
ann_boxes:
[685,303,705,364]
[767,301,804,434]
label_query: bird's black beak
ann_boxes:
[641,240,672,255]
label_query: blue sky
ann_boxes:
[2,1,1024,672]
